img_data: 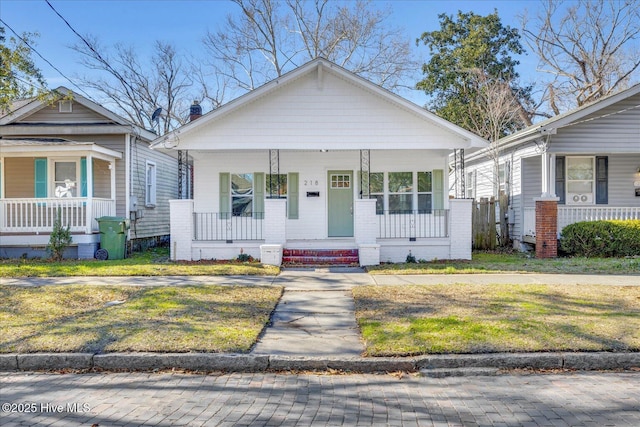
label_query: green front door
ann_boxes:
[328,171,354,237]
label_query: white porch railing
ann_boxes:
[0,198,116,233]
[377,210,449,239]
[523,206,640,237]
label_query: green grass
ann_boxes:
[354,284,640,356]
[0,247,280,277]
[368,251,640,275]
[0,284,283,353]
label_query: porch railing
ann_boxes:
[193,212,264,241]
[522,206,640,237]
[377,210,449,239]
[0,198,116,233]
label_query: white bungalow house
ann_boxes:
[462,83,640,256]
[152,58,486,266]
[0,88,181,259]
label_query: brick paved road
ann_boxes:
[1,372,639,426]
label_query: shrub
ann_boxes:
[406,252,417,263]
[47,210,73,261]
[560,220,640,257]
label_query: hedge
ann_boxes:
[559,220,640,257]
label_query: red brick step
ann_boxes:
[282,249,359,266]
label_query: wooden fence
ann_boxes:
[471,195,510,250]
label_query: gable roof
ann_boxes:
[151,58,487,150]
[0,87,157,141]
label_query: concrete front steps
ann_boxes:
[282,248,359,267]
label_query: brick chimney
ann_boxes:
[189,100,202,122]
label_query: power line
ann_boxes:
[44,0,139,98]
[0,18,94,99]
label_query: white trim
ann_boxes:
[58,99,73,113]
[145,160,157,207]
[0,141,122,160]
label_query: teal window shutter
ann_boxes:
[433,169,444,210]
[288,172,299,219]
[219,173,230,219]
[80,157,87,197]
[254,172,264,219]
[34,158,48,198]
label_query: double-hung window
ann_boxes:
[369,172,384,214]
[266,174,287,198]
[53,160,78,198]
[145,161,157,207]
[388,172,413,213]
[566,157,594,203]
[417,171,432,213]
[231,173,254,216]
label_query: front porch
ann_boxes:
[0,138,122,258]
[171,198,472,266]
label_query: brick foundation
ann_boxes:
[534,198,559,259]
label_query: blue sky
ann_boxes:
[2,0,542,106]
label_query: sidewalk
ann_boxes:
[2,269,639,375]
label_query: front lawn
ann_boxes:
[367,251,640,275]
[0,284,283,353]
[354,284,640,356]
[0,247,280,277]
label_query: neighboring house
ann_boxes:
[0,87,180,259]
[462,83,640,254]
[151,58,486,266]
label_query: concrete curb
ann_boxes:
[3,352,639,375]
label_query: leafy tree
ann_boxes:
[416,11,535,138]
[0,26,48,113]
[522,0,640,114]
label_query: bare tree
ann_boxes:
[200,0,419,101]
[523,0,640,114]
[72,39,193,134]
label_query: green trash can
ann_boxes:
[96,216,130,260]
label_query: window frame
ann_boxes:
[566,156,595,204]
[145,161,157,207]
[417,171,433,213]
[266,173,287,199]
[230,173,254,217]
[50,158,80,198]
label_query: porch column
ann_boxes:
[85,154,94,234]
[261,198,286,266]
[449,198,473,260]
[534,197,559,258]
[110,160,117,202]
[354,198,380,266]
[170,199,194,261]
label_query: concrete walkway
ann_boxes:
[252,269,373,357]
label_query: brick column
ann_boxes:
[260,198,286,266]
[169,199,194,261]
[534,197,559,258]
[449,199,473,260]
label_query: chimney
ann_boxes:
[189,100,202,122]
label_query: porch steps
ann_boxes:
[282,249,359,266]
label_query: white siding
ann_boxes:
[182,71,469,151]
